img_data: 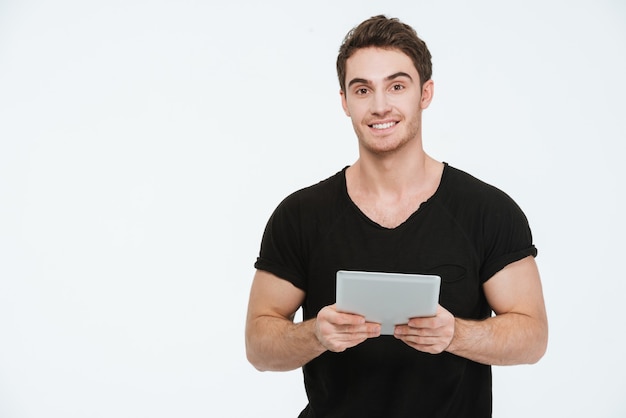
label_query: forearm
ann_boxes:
[447,312,548,366]
[246,316,327,372]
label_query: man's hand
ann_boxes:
[315,305,381,352]
[393,305,455,354]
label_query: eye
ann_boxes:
[391,83,404,91]
[355,87,369,95]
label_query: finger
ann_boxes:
[398,334,441,345]
[336,321,380,335]
[407,305,452,328]
[323,326,380,352]
[394,323,453,354]
[407,316,439,329]
[394,324,431,336]
[396,335,449,354]
[321,306,367,326]
[316,312,381,352]
[335,313,367,326]
[404,341,445,355]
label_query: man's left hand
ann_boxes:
[393,305,455,354]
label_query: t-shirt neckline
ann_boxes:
[340,162,449,230]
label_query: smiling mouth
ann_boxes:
[370,121,397,130]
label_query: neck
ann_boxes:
[348,147,439,198]
[345,150,444,229]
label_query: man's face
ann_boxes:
[340,47,433,156]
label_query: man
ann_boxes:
[245,15,548,417]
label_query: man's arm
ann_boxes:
[394,256,548,365]
[448,256,548,365]
[245,270,381,372]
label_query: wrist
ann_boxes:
[445,317,463,354]
[307,318,328,353]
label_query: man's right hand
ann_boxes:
[314,304,381,352]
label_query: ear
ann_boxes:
[420,79,434,110]
[340,90,351,116]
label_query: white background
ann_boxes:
[1,1,625,416]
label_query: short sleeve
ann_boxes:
[478,189,537,283]
[254,193,308,290]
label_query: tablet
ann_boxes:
[336,270,441,335]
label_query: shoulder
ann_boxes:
[435,164,533,240]
[439,164,523,212]
[256,168,349,284]
[274,168,348,215]
[443,165,505,197]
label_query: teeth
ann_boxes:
[371,122,395,129]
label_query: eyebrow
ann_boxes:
[347,71,414,88]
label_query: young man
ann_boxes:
[245,15,548,417]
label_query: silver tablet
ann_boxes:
[336,270,441,335]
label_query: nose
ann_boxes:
[370,90,392,116]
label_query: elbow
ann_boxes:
[247,358,268,372]
[246,331,287,372]
[526,345,547,365]
[245,335,270,372]
[526,323,549,364]
[246,350,270,372]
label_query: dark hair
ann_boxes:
[336,15,432,92]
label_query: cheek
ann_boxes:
[345,101,369,120]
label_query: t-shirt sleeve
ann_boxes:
[254,193,308,290]
[478,190,537,283]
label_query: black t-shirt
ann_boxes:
[255,163,537,418]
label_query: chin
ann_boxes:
[363,137,411,155]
